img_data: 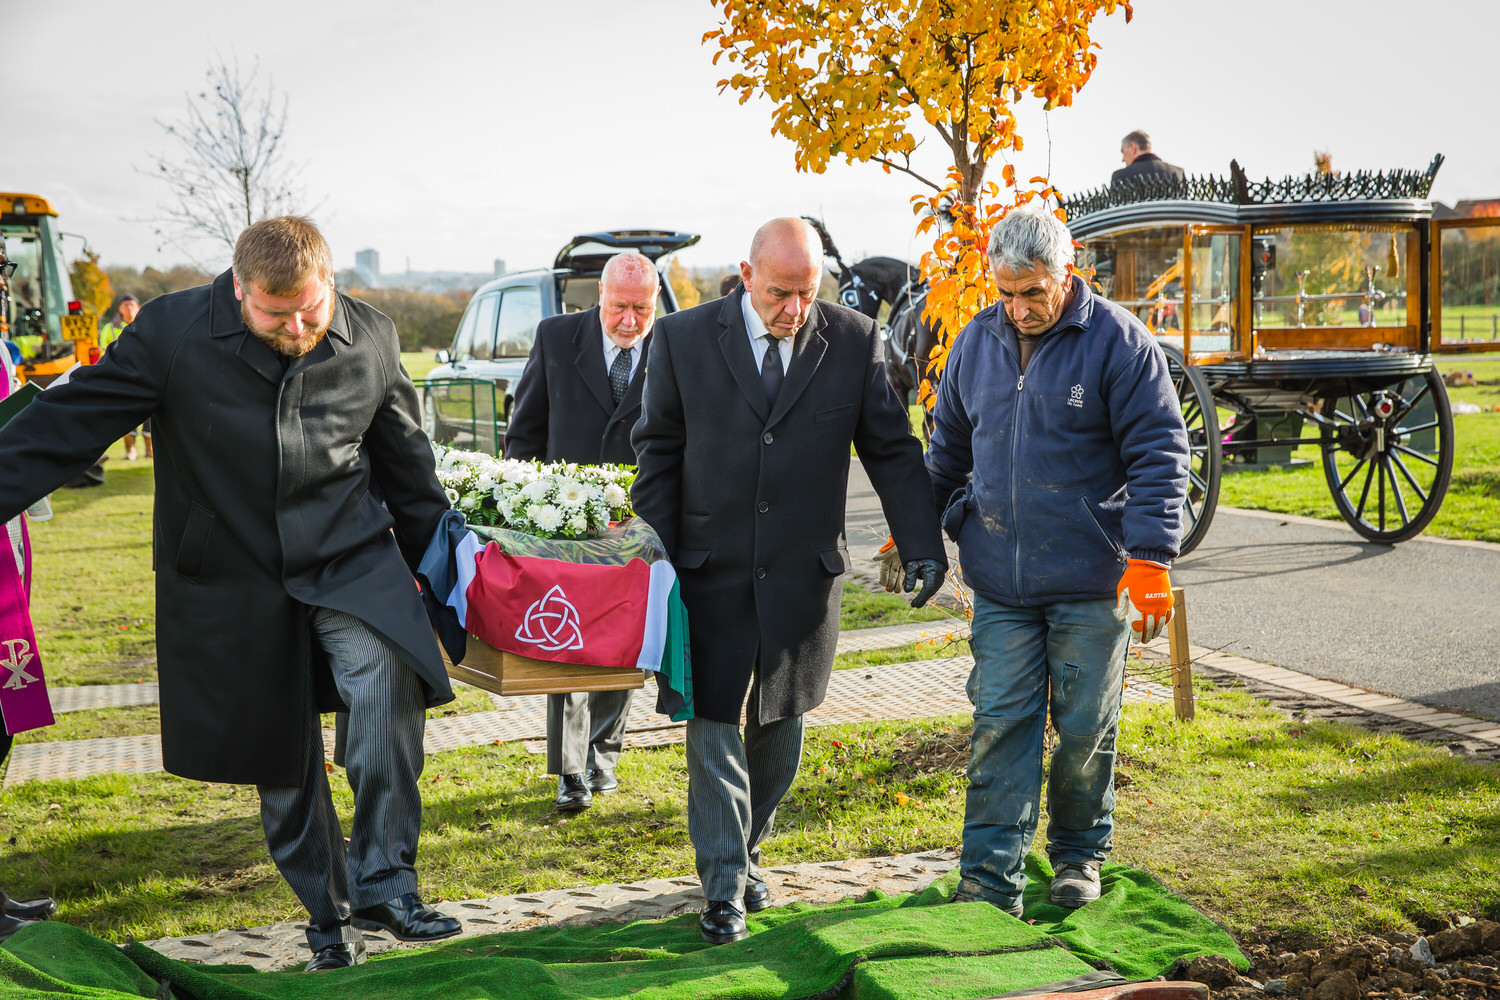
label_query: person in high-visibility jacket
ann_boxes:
[99,296,150,459]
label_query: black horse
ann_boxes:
[802,218,942,425]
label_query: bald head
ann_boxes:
[748,217,824,270]
[740,217,825,339]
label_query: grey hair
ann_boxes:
[987,205,1074,281]
[600,251,660,290]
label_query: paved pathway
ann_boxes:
[141,849,965,971]
[844,459,1500,721]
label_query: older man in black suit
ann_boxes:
[632,217,946,945]
[1110,130,1185,187]
[504,252,658,812]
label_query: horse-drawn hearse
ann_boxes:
[822,159,1499,556]
[1061,155,1500,553]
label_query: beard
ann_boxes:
[242,302,331,358]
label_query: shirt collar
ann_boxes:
[740,289,772,343]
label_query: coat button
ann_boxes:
[755,567,767,579]
[757,501,769,513]
[762,432,774,444]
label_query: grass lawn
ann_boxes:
[402,351,442,383]
[1,691,1496,943]
[1214,353,1500,543]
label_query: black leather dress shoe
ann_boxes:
[4,897,56,921]
[555,773,593,811]
[743,878,772,913]
[350,893,461,942]
[586,767,618,793]
[699,900,748,944]
[0,914,34,944]
[303,938,367,972]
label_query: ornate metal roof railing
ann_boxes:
[1062,155,1444,222]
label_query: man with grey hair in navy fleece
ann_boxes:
[922,203,1189,917]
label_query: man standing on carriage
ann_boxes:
[921,204,1189,916]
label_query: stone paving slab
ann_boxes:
[141,848,963,972]
[48,683,159,714]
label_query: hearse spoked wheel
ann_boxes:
[1161,344,1221,557]
[1318,368,1454,543]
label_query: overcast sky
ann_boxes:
[10,0,1497,277]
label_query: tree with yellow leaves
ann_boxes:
[666,257,701,311]
[706,0,1130,395]
[68,249,113,327]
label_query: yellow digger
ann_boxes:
[1,193,99,386]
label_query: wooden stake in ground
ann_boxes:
[1169,587,1193,722]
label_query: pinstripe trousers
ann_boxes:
[257,607,427,950]
[685,679,805,903]
[545,689,633,775]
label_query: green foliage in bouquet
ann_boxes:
[432,445,635,539]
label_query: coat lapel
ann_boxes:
[716,289,769,423]
[572,307,615,416]
[766,300,829,427]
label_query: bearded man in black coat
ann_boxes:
[0,218,460,970]
[504,252,660,812]
[631,217,946,945]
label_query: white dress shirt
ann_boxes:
[601,317,644,381]
[741,291,794,374]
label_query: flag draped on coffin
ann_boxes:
[418,511,693,720]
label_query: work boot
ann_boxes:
[952,886,1023,918]
[1049,861,1102,909]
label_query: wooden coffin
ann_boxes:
[439,632,645,697]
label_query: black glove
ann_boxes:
[902,559,945,608]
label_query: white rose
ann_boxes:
[502,465,529,484]
[568,514,589,534]
[458,494,477,511]
[476,474,495,492]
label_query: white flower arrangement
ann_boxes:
[431,444,635,539]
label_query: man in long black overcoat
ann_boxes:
[631,217,946,944]
[504,251,658,811]
[0,217,460,970]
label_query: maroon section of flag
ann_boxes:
[465,542,651,667]
[0,550,54,734]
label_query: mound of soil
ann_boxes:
[1186,917,1500,999]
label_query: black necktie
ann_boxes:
[761,335,784,407]
[609,347,633,406]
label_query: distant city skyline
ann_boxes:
[10,0,1496,278]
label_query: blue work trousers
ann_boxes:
[957,593,1129,907]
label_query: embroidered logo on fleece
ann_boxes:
[1068,384,1085,408]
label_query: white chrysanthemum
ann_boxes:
[603,483,627,507]
[568,514,589,534]
[530,504,563,532]
[521,478,553,502]
[555,479,589,508]
[443,488,459,505]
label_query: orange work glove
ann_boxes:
[872,536,904,592]
[1114,559,1173,643]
